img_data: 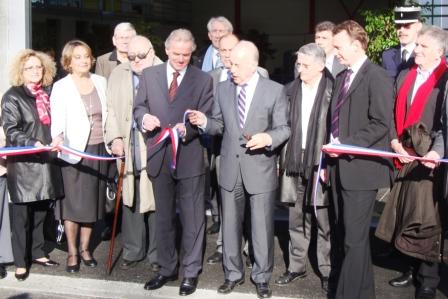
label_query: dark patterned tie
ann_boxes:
[237,84,247,128]
[331,69,353,138]
[401,49,408,64]
[168,71,180,102]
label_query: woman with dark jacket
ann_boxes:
[1,49,64,281]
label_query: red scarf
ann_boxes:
[394,58,447,168]
[27,83,51,125]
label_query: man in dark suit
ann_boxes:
[314,21,345,78]
[274,43,334,293]
[382,4,422,79]
[327,20,394,299]
[133,28,213,296]
[188,40,290,298]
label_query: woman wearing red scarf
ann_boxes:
[376,25,448,299]
[1,49,64,280]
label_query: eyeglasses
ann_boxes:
[127,48,152,61]
[23,65,43,72]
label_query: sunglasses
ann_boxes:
[128,48,152,61]
[395,23,413,29]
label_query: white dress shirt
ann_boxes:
[401,43,416,62]
[166,62,187,88]
[301,79,320,149]
[411,59,441,103]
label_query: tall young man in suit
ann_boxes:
[189,41,290,298]
[105,35,163,272]
[134,29,213,296]
[314,21,345,78]
[327,20,394,299]
[382,4,422,79]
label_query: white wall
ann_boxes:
[0,0,30,95]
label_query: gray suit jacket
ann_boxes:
[204,76,290,194]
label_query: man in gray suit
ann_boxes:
[314,21,345,79]
[189,40,290,298]
[206,33,269,266]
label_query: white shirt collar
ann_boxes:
[417,58,441,81]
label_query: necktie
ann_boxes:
[168,71,180,101]
[238,85,247,128]
[331,69,353,138]
[401,49,408,64]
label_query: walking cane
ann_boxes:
[106,159,125,275]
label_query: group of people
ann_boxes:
[0,3,447,299]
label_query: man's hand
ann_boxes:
[142,113,161,131]
[174,123,186,138]
[187,109,207,127]
[391,139,415,164]
[50,134,64,151]
[111,138,125,156]
[422,150,440,169]
[245,133,272,150]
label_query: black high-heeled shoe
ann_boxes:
[66,255,80,273]
[80,250,97,268]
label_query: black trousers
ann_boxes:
[10,200,49,268]
[150,162,205,278]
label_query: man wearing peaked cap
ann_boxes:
[382,2,422,79]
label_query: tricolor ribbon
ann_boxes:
[0,145,122,161]
[312,143,448,217]
[148,111,191,169]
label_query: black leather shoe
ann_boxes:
[416,286,437,299]
[33,259,60,267]
[66,255,80,273]
[255,282,272,298]
[389,271,413,287]
[207,222,220,234]
[207,251,222,264]
[321,277,329,294]
[150,262,160,272]
[274,270,307,285]
[80,250,98,268]
[0,265,6,279]
[144,274,177,290]
[15,269,29,281]
[120,259,139,270]
[217,278,245,294]
[179,277,198,296]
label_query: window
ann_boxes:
[419,0,448,29]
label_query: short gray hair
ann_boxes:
[164,28,197,52]
[114,22,136,36]
[296,43,326,65]
[418,25,448,54]
[207,16,233,33]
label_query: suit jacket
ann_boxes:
[205,76,290,194]
[105,61,164,213]
[133,63,214,179]
[382,46,415,79]
[95,50,119,79]
[50,73,108,164]
[330,59,394,190]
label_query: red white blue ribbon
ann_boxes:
[0,145,122,161]
[148,110,191,169]
[312,143,448,217]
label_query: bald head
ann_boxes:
[230,40,259,85]
[128,35,155,74]
[219,34,240,69]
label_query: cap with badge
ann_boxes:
[394,1,421,24]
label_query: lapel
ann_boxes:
[244,78,264,130]
[393,47,401,69]
[155,63,169,100]
[174,65,195,103]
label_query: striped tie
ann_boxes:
[238,84,247,128]
[331,69,353,138]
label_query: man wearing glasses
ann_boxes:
[105,35,163,272]
[382,4,422,79]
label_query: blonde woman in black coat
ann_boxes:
[1,49,64,281]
